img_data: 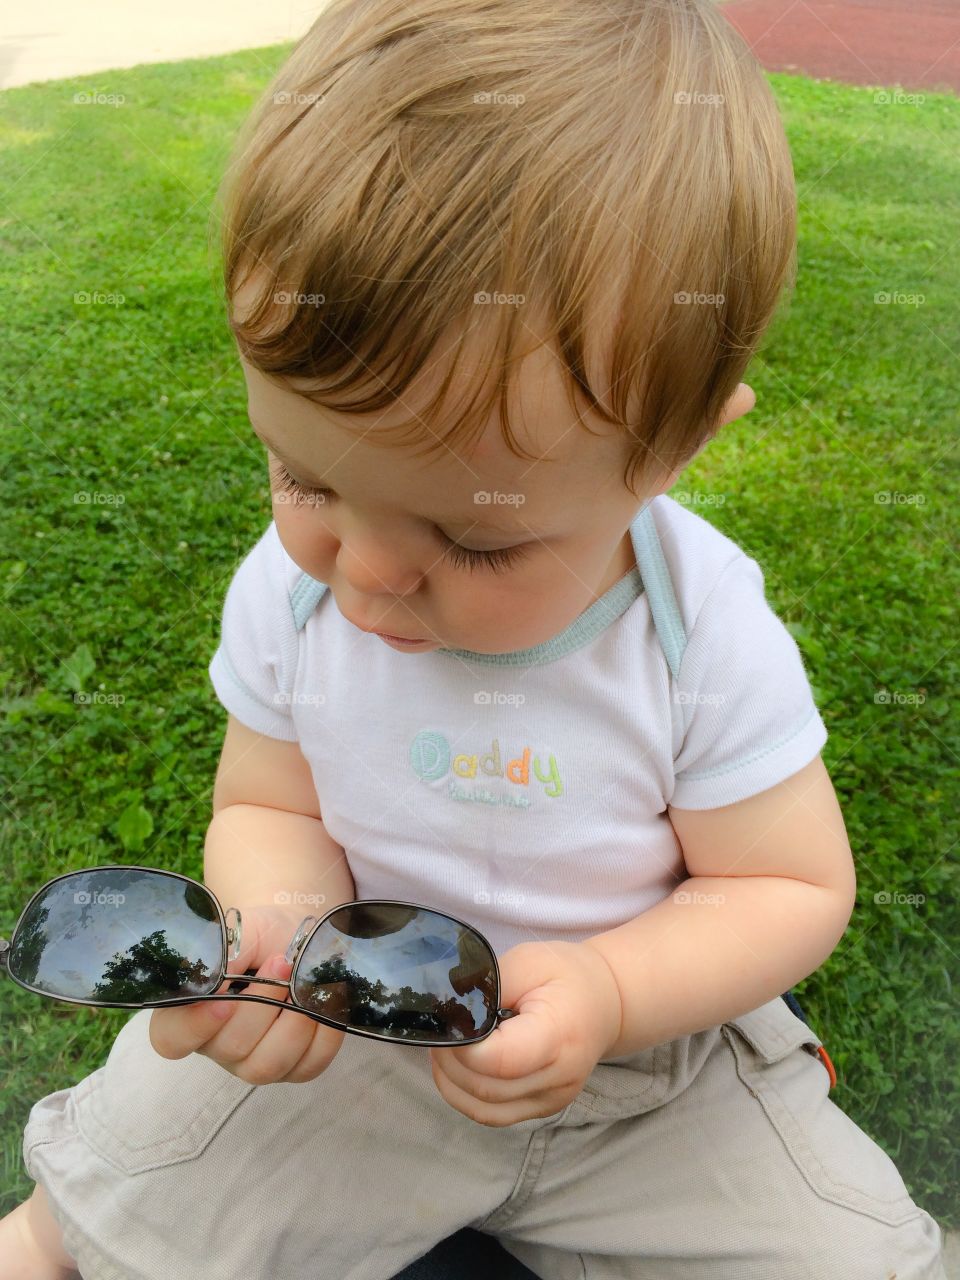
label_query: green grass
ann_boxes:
[0,51,958,1228]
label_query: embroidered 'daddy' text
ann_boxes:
[410,731,563,801]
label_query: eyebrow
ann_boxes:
[253,428,541,540]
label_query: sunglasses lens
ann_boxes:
[8,868,223,1004]
[292,903,499,1044]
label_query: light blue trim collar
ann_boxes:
[287,500,687,675]
[438,563,644,667]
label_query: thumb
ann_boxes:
[459,996,560,1079]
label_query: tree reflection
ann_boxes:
[295,952,497,1042]
[92,930,216,1001]
[9,905,49,987]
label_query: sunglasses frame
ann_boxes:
[0,864,518,1048]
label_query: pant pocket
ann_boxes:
[76,1008,256,1175]
[722,996,925,1228]
[564,1022,723,1122]
[725,992,825,1062]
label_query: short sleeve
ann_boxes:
[669,553,828,809]
[207,523,300,741]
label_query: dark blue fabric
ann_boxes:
[390,1227,541,1280]
[390,994,807,1280]
[781,988,810,1025]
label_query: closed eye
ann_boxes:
[439,537,531,574]
[271,459,332,505]
[270,460,531,573]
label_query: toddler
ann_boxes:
[2,0,948,1276]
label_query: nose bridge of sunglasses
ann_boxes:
[224,907,242,961]
[284,915,319,966]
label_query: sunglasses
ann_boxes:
[0,865,518,1048]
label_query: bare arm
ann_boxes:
[582,755,856,1058]
[149,715,356,1081]
[205,715,355,916]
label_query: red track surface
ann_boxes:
[721,0,960,94]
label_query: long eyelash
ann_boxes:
[441,539,530,574]
[272,461,332,503]
[273,461,528,573]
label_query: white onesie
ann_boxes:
[209,494,828,960]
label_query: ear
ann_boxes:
[719,380,756,426]
[648,382,755,496]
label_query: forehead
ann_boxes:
[233,283,633,529]
[247,352,619,469]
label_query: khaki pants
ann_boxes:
[23,997,946,1279]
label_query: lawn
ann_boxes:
[0,49,957,1226]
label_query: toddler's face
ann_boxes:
[238,321,750,656]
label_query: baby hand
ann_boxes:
[149,903,346,1084]
[429,940,622,1127]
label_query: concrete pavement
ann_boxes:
[0,0,316,89]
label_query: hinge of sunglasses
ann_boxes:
[0,938,10,971]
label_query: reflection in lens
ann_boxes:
[292,904,499,1044]
[8,870,223,1003]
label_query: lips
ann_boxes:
[376,632,425,643]
[340,610,417,641]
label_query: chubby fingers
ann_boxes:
[203,955,346,1084]
[149,954,292,1061]
[430,1048,577,1126]
[150,955,344,1085]
[430,1019,579,1123]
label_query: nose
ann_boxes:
[335,531,424,597]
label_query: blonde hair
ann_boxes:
[215,0,796,496]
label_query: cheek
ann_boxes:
[272,502,338,576]
[442,564,577,642]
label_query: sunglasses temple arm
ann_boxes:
[0,939,10,975]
